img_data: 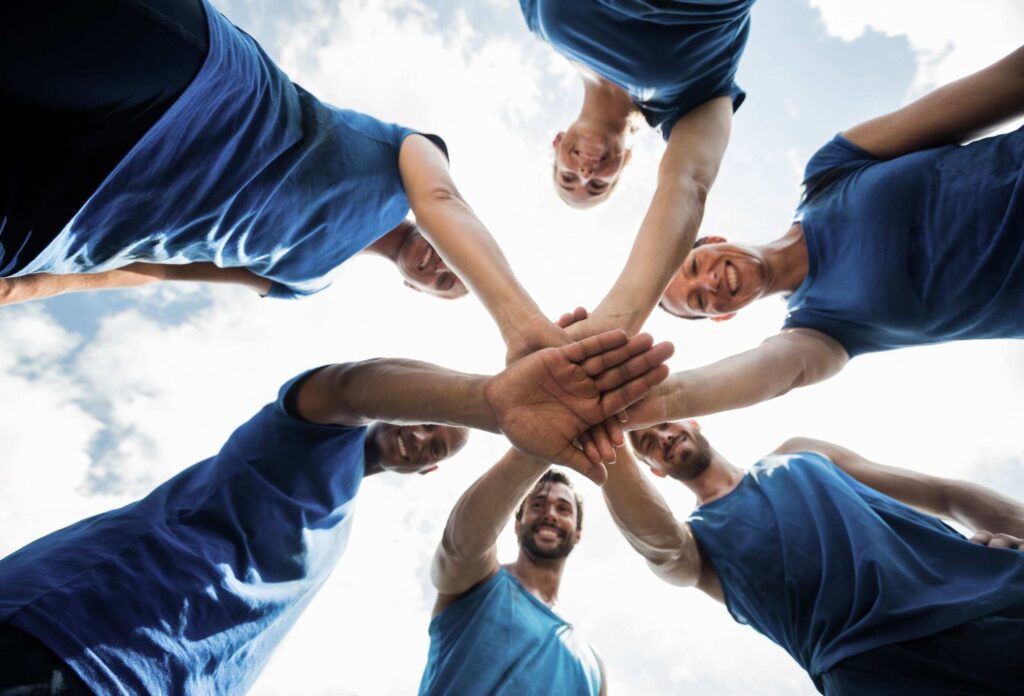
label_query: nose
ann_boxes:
[699,269,721,292]
[409,428,429,457]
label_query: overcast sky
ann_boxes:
[2,1,1023,694]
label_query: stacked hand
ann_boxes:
[486,328,673,484]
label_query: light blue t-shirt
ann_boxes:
[0,371,366,694]
[785,127,1024,356]
[687,453,1024,677]
[520,0,753,139]
[16,1,441,299]
[419,568,602,695]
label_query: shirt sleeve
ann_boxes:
[801,134,877,192]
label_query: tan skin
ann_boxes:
[604,420,1024,608]
[430,449,607,694]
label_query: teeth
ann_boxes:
[397,433,408,458]
[536,528,560,541]
[419,246,433,271]
[726,264,738,293]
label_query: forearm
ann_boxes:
[300,359,495,430]
[414,195,545,340]
[945,481,1024,538]
[156,262,271,295]
[432,449,549,594]
[589,176,709,334]
[0,266,162,305]
[603,452,700,584]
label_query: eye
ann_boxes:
[588,180,608,193]
[561,173,577,184]
[691,257,698,276]
[436,272,454,291]
[431,441,443,460]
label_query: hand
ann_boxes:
[970,530,1024,550]
[504,313,572,364]
[486,330,674,484]
[557,306,629,342]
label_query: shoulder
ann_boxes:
[801,133,878,202]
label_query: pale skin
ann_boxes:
[554,64,734,339]
[294,329,673,483]
[637,44,1024,424]
[604,422,1024,606]
[430,448,607,694]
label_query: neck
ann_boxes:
[507,551,567,606]
[577,75,634,137]
[361,437,384,478]
[363,220,411,262]
[683,451,745,505]
[758,223,809,296]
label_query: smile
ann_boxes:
[396,431,409,459]
[725,262,739,295]
[535,526,563,542]
[418,245,434,271]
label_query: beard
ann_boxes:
[669,430,713,481]
[519,522,576,560]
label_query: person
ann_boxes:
[0,328,670,694]
[518,0,755,339]
[0,0,560,363]
[648,45,1024,421]
[419,451,605,695]
[607,419,1024,694]
[0,218,468,304]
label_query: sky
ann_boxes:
[2,1,1023,694]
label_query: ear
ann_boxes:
[710,312,736,323]
[553,131,565,149]
[702,235,728,245]
[403,280,422,293]
[622,149,632,167]
[688,419,701,431]
[418,465,439,475]
[514,519,522,536]
[650,467,667,478]
[574,528,583,544]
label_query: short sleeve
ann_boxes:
[659,82,745,142]
[801,134,877,196]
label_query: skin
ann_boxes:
[363,422,469,475]
[293,329,674,483]
[430,448,608,694]
[364,219,468,299]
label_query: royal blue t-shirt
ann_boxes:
[784,127,1024,356]
[0,371,366,694]
[520,0,753,139]
[419,568,602,695]
[14,1,443,299]
[687,453,1024,677]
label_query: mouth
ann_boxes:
[725,262,739,295]
[418,245,434,272]
[396,430,410,460]
[533,525,564,543]
[667,437,686,463]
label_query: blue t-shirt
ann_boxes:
[520,0,753,140]
[14,1,442,299]
[687,452,1024,677]
[784,127,1024,356]
[0,371,366,694]
[418,568,602,695]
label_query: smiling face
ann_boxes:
[630,421,713,482]
[551,124,631,209]
[395,227,468,299]
[367,423,469,475]
[660,236,769,320]
[515,476,582,560]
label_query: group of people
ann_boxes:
[1,0,1022,694]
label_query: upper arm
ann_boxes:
[773,437,952,518]
[843,45,1024,159]
[290,363,370,428]
[766,329,849,389]
[399,134,465,211]
[430,543,501,615]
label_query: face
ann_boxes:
[552,125,631,209]
[368,423,469,475]
[631,421,712,482]
[661,237,768,320]
[515,481,581,560]
[396,228,468,299]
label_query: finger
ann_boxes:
[578,332,655,377]
[562,447,609,486]
[599,364,671,417]
[573,306,588,322]
[616,409,629,424]
[557,312,574,329]
[600,416,625,447]
[590,421,618,464]
[969,530,993,546]
[990,534,1016,550]
[561,329,630,363]
[594,341,675,392]
[580,432,602,466]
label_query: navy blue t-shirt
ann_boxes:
[419,568,602,695]
[785,127,1024,357]
[14,0,445,299]
[520,0,753,139]
[0,371,366,694]
[688,453,1024,677]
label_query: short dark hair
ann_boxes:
[515,469,584,531]
[658,236,713,320]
